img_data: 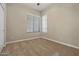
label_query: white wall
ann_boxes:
[41,4,79,47]
[6,4,40,42]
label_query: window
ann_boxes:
[27,15,47,32]
[42,15,47,32]
[27,15,41,32]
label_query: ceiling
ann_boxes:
[7,3,52,11]
[25,3,52,11]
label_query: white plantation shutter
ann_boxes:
[27,15,33,32]
[33,16,39,32]
[27,15,41,32]
[38,17,41,32]
[42,15,47,32]
[27,15,47,32]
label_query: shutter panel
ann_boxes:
[27,15,33,32]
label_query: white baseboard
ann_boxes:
[6,37,40,44]
[6,36,79,50]
[42,37,79,50]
